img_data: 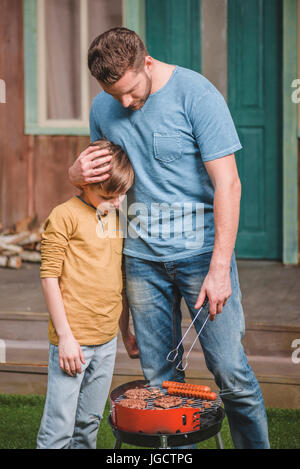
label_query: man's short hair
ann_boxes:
[89,138,134,195]
[88,27,149,85]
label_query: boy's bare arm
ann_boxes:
[119,261,139,359]
[41,278,86,375]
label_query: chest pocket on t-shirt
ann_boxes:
[153,131,182,164]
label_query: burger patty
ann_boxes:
[149,387,165,398]
[151,392,165,398]
[124,388,152,400]
[118,398,147,409]
[154,396,182,409]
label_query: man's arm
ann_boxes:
[119,260,139,359]
[194,153,241,320]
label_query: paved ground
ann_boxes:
[0,260,299,326]
[235,260,300,327]
[0,263,46,314]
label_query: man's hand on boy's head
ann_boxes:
[69,145,112,187]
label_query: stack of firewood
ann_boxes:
[0,215,44,269]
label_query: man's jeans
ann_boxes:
[125,250,270,449]
[37,336,117,449]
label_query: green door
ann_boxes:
[228,0,283,259]
[145,0,201,72]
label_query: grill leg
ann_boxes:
[215,432,224,449]
[114,438,122,449]
[159,435,170,449]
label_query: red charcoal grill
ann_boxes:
[108,380,225,449]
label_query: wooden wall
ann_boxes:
[0,0,29,228]
[0,0,89,229]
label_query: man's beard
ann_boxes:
[129,71,152,110]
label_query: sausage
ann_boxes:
[162,381,211,393]
[168,387,217,401]
[167,387,217,401]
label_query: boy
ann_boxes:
[36,138,134,449]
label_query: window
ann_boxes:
[38,0,123,129]
[24,0,145,135]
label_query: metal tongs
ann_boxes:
[166,297,209,371]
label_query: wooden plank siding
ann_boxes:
[33,135,89,222]
[0,0,30,227]
[0,0,89,228]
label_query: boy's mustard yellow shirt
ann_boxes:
[40,196,123,346]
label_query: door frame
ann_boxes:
[124,0,146,41]
[283,0,298,264]
[127,0,299,264]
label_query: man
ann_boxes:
[69,27,270,449]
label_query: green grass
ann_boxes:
[0,394,299,449]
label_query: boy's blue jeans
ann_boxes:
[36,336,117,449]
[125,250,270,449]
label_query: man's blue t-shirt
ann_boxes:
[90,65,242,262]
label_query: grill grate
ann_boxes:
[114,385,223,415]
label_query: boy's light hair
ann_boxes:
[89,138,134,195]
